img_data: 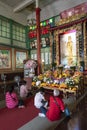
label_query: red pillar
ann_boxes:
[36,7,41,75]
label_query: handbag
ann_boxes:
[53,97,70,117]
[53,97,60,109]
[64,107,71,117]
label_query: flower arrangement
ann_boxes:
[74,71,83,77]
[31,67,82,92]
[33,76,39,82]
[53,70,58,78]
[38,74,43,81]
[44,70,52,78]
[66,78,75,87]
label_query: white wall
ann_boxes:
[0,1,27,25]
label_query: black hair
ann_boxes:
[21,80,26,85]
[39,87,45,93]
[8,86,14,94]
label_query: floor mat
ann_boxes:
[0,97,39,130]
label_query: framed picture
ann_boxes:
[59,30,77,66]
[15,49,28,69]
[0,47,12,70]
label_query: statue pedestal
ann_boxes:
[24,77,32,90]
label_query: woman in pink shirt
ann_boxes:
[20,81,28,98]
[5,86,18,109]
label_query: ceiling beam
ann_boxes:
[13,0,35,12]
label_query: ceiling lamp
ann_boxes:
[27,18,36,26]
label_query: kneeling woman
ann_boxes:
[5,85,25,109]
[5,86,19,109]
[46,89,65,121]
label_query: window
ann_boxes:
[12,24,26,42]
[0,18,10,38]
